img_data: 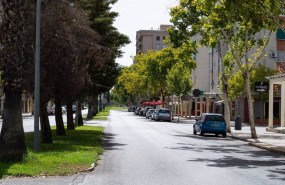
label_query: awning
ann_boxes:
[214,100,224,104]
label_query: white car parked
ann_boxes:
[146,109,155,119]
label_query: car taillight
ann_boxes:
[203,115,207,124]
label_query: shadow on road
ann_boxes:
[102,133,126,151]
[169,132,285,181]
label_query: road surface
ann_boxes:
[1,109,285,185]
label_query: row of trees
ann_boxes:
[111,44,196,122]
[168,0,284,138]
[0,0,129,161]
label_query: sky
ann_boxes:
[112,0,179,67]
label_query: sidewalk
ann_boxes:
[173,116,285,155]
[228,121,285,155]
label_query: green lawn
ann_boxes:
[0,126,104,178]
[84,106,127,121]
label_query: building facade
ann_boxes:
[135,25,172,64]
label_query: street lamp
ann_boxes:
[34,0,41,151]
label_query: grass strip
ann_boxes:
[0,126,104,178]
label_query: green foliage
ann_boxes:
[78,0,130,57]
[227,64,278,100]
[77,0,130,97]
[166,61,193,97]
[113,43,196,103]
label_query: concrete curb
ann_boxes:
[248,142,285,155]
[228,134,285,155]
[80,163,95,173]
[228,134,248,142]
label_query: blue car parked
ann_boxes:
[193,113,227,137]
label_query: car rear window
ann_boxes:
[159,109,170,114]
[206,115,225,121]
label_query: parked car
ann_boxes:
[146,109,155,119]
[139,108,144,116]
[128,107,133,112]
[135,107,141,115]
[143,107,152,116]
[132,106,137,112]
[154,109,171,122]
[72,105,76,113]
[47,107,54,115]
[151,109,158,120]
[62,106,67,114]
[193,113,227,137]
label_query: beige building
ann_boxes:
[135,25,172,64]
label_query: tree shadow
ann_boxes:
[0,161,16,178]
[267,169,285,181]
[172,134,285,158]
[22,129,104,153]
[169,132,285,180]
[187,155,285,169]
[102,133,126,151]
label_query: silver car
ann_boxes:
[151,109,158,120]
[154,109,171,122]
[146,109,155,118]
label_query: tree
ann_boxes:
[78,0,130,117]
[169,0,278,138]
[166,62,193,122]
[39,0,104,132]
[0,0,34,161]
[228,64,278,101]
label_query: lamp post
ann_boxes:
[34,0,41,151]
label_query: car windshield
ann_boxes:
[159,109,170,114]
[206,115,224,122]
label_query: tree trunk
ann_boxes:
[99,94,102,112]
[40,102,53,143]
[171,95,174,120]
[178,96,180,122]
[54,99,65,135]
[245,73,257,138]
[78,101,83,126]
[93,95,98,116]
[87,101,93,118]
[66,100,75,130]
[244,27,257,138]
[219,40,232,133]
[0,92,27,161]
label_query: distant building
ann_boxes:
[135,25,172,64]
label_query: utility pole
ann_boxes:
[34,0,41,151]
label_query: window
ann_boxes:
[163,44,167,48]
[163,36,166,40]
[277,29,285,40]
[156,36,160,41]
[159,109,170,114]
[156,44,160,50]
[206,115,225,122]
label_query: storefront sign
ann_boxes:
[255,82,269,92]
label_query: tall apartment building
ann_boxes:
[135,25,172,64]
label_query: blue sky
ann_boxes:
[112,0,178,66]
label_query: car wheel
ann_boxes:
[193,127,197,135]
[222,133,227,138]
[199,128,203,136]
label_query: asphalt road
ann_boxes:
[0,110,89,133]
[1,109,285,185]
